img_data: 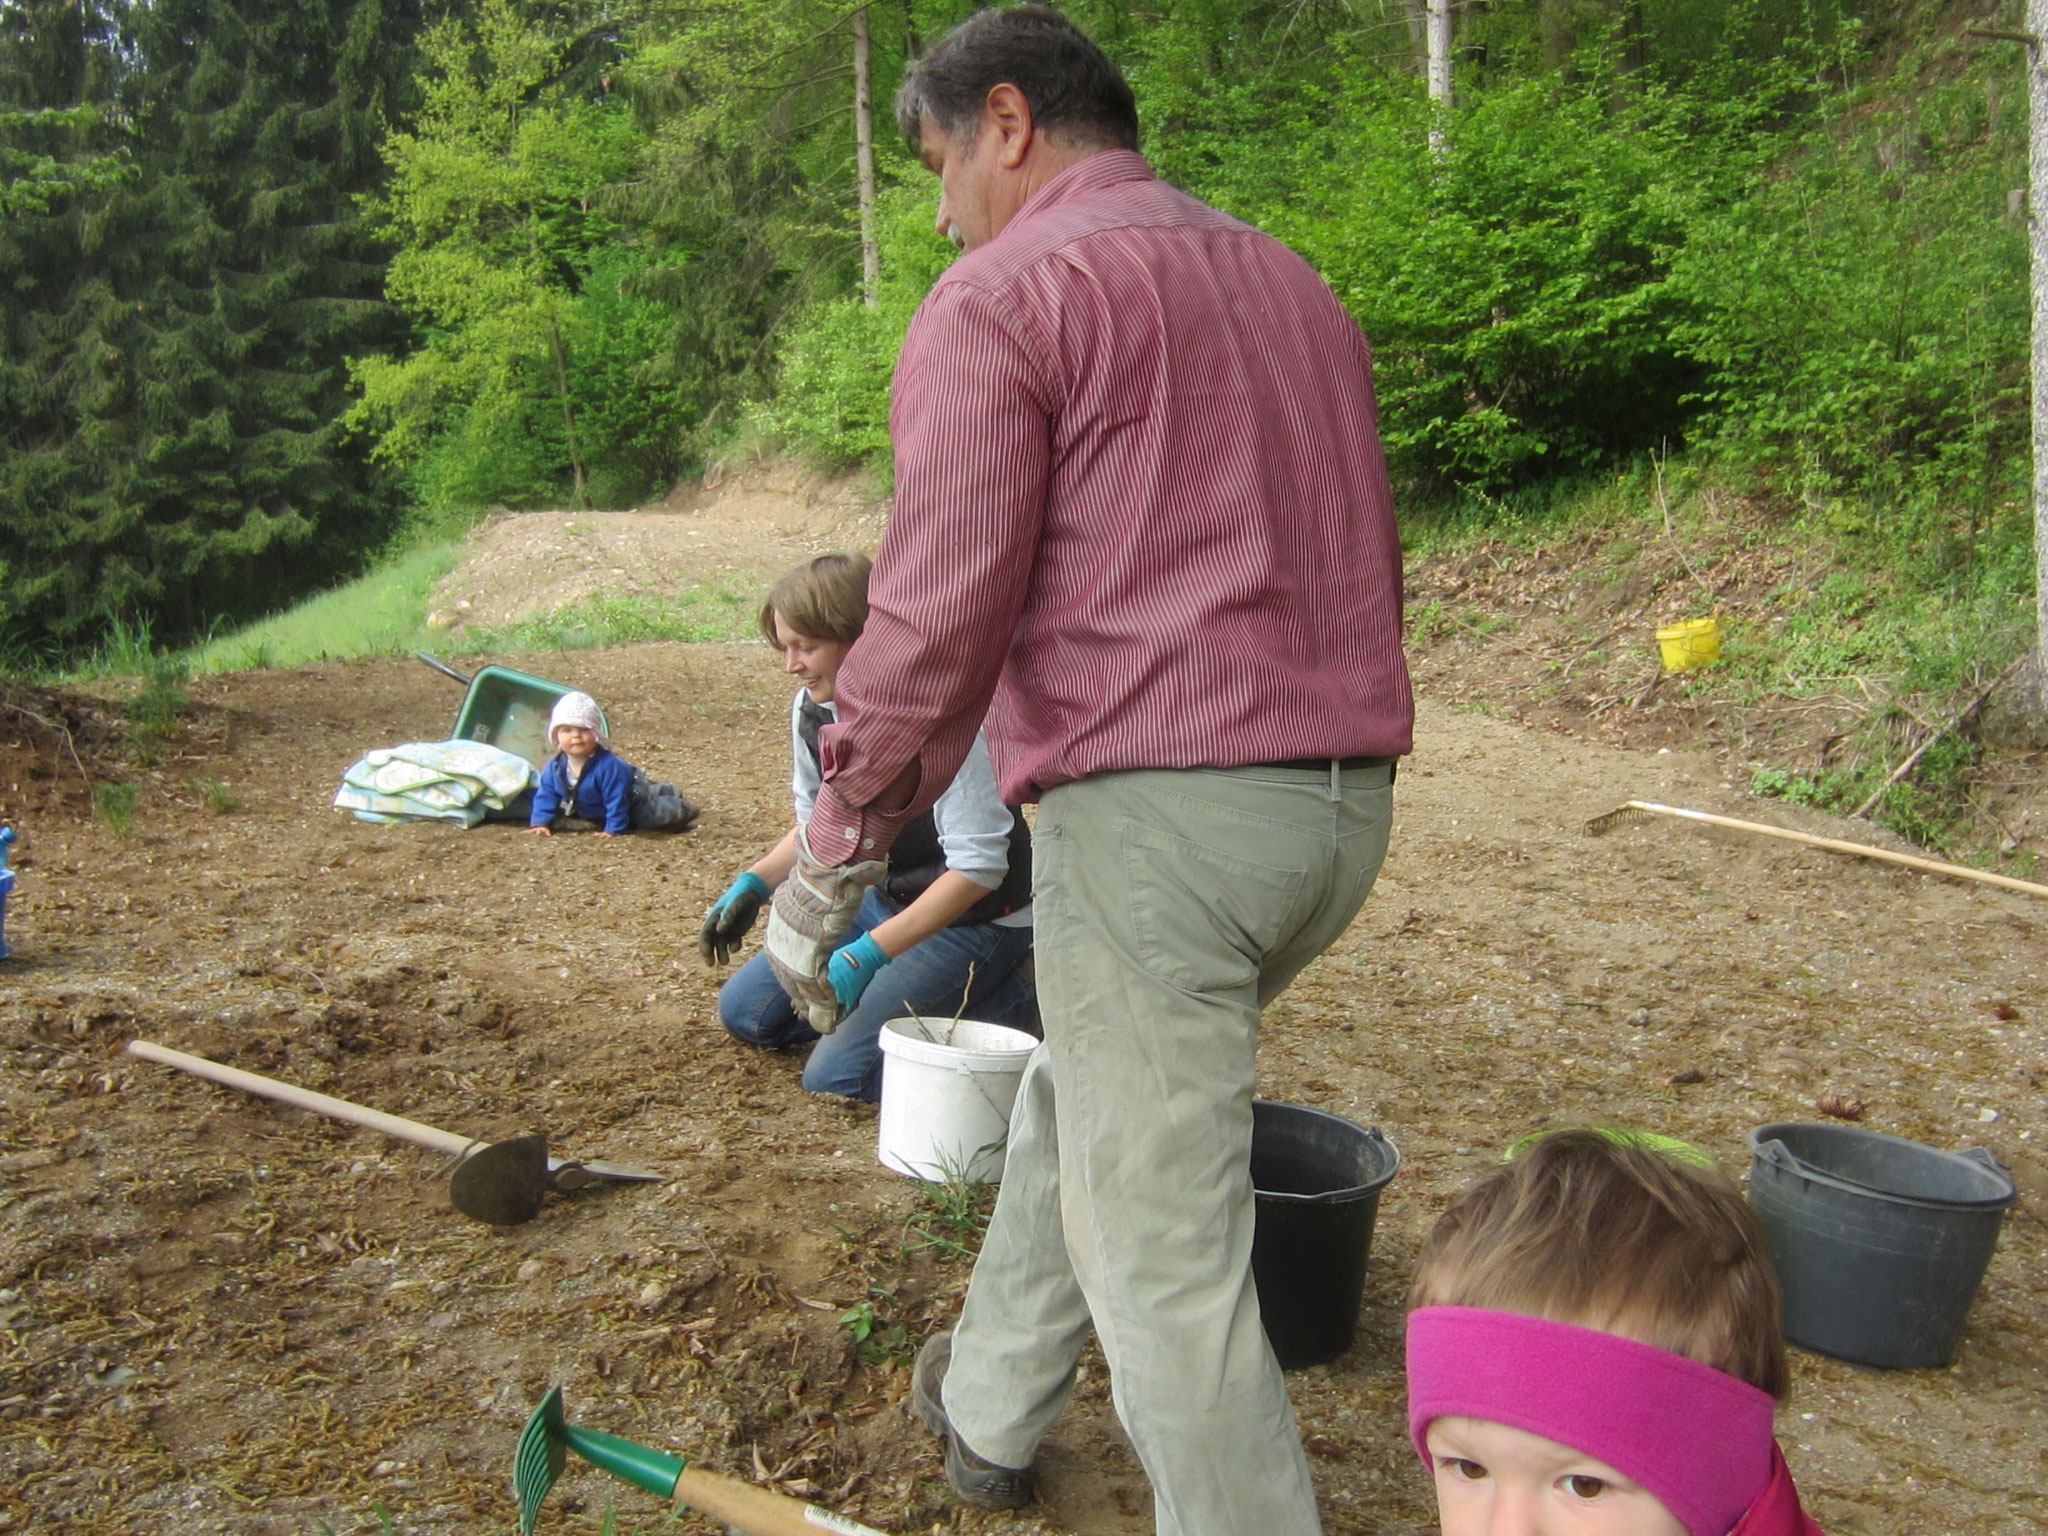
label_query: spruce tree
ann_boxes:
[0,0,418,656]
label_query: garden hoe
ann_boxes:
[125,1039,663,1225]
[514,1385,888,1536]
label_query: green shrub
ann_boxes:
[1669,73,2029,523]
[1331,76,1714,489]
[572,248,700,505]
[752,184,959,473]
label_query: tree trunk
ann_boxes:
[2031,2,2048,718]
[1617,0,1648,74]
[549,316,590,510]
[854,5,877,308]
[1399,0,1427,73]
[1426,0,1452,155]
[1540,0,1574,73]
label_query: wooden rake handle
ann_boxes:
[125,1039,478,1158]
[1593,802,2048,901]
[673,1468,888,1536]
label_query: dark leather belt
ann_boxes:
[1260,755,1397,774]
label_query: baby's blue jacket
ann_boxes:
[530,747,633,834]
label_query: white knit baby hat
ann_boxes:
[548,691,609,750]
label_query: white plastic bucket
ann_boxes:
[877,1017,1039,1184]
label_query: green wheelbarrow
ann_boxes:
[416,654,607,822]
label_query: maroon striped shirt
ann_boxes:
[809,150,1411,863]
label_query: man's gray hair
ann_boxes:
[895,6,1138,154]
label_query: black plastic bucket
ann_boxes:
[1249,1101,1400,1370]
[1746,1122,2015,1370]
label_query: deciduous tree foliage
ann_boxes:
[0,0,2036,658]
[0,0,128,221]
[348,0,644,514]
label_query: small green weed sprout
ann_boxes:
[313,1500,395,1535]
[839,1296,911,1367]
[901,1152,999,1262]
[1408,599,1452,644]
[127,653,191,765]
[590,1493,686,1533]
[188,775,244,814]
[93,782,138,838]
[1750,767,1825,806]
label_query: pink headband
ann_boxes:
[1406,1307,1777,1536]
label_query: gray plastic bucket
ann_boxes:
[1746,1122,2015,1369]
[1249,1102,1400,1370]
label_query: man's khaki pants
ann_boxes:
[941,762,1396,1536]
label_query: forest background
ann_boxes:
[0,0,2039,842]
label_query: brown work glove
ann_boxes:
[764,828,887,1033]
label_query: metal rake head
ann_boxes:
[1584,801,1656,836]
[513,1386,568,1536]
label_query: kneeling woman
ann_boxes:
[700,553,1035,1101]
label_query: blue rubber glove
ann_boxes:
[827,932,892,1012]
[698,871,771,966]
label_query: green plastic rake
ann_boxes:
[514,1386,887,1536]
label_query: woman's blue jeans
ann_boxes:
[718,887,1037,1101]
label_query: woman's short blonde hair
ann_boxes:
[758,552,872,647]
[1408,1128,1789,1399]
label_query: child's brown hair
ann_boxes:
[758,553,872,647]
[1408,1128,1789,1399]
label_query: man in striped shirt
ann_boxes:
[768,8,1412,1531]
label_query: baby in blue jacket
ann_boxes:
[526,692,695,836]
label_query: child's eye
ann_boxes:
[1563,1474,1610,1501]
[1439,1457,1488,1482]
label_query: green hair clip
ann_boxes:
[1503,1126,1719,1170]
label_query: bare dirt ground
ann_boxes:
[2,483,2045,1536]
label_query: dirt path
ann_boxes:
[0,501,2043,1536]
[424,463,890,633]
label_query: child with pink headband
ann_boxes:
[1406,1129,1823,1536]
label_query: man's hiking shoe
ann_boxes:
[911,1332,1035,1510]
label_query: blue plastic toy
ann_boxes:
[0,826,16,961]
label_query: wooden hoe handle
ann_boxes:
[1613,803,2048,901]
[125,1039,477,1159]
[673,1469,888,1536]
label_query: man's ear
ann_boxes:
[985,81,1034,169]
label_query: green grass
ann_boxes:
[187,542,469,674]
[60,614,167,681]
[179,552,758,676]
[900,1161,997,1262]
[93,781,138,838]
[453,588,758,654]
[1397,468,1638,561]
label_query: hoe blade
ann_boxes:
[451,1133,550,1226]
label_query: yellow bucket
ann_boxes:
[1655,617,1721,673]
